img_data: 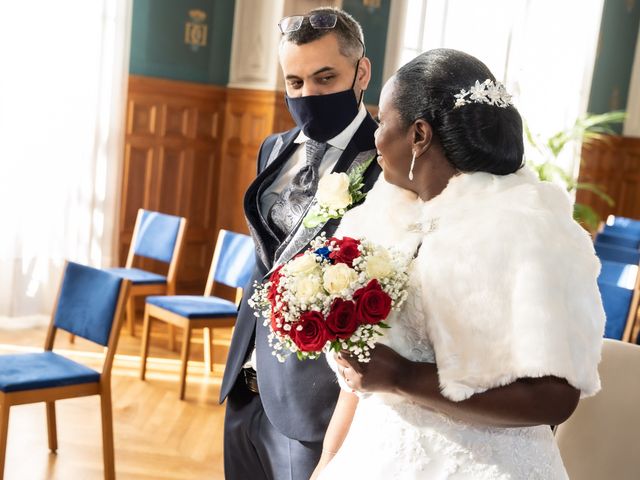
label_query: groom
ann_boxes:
[220,7,381,480]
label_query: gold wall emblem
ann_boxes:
[185,9,208,51]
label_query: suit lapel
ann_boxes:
[330,114,377,174]
[244,128,300,270]
[268,114,380,275]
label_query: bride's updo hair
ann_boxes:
[393,48,523,175]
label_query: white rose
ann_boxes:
[365,249,393,279]
[286,253,319,275]
[292,275,322,303]
[323,263,357,295]
[316,173,352,210]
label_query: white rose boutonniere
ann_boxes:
[303,155,375,228]
[316,173,352,211]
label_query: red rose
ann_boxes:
[291,311,329,352]
[328,236,361,266]
[325,298,358,339]
[353,279,392,325]
[267,264,284,306]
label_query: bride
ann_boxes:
[312,49,605,479]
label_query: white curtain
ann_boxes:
[623,23,640,138]
[383,0,604,172]
[0,0,132,321]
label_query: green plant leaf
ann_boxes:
[573,203,600,231]
[303,212,325,229]
[575,182,615,206]
[526,110,623,229]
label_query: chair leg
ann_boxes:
[100,388,116,480]
[126,297,136,337]
[0,403,10,480]
[168,324,176,352]
[46,401,57,453]
[630,308,640,344]
[203,327,213,373]
[140,307,152,380]
[179,326,192,400]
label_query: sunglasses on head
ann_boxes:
[278,13,366,57]
[278,13,338,33]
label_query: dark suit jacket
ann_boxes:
[220,114,381,443]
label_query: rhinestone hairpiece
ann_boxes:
[453,79,513,109]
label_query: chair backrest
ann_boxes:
[603,224,640,240]
[598,281,634,340]
[594,242,640,265]
[52,262,129,347]
[598,260,638,290]
[595,231,640,250]
[128,209,186,264]
[606,215,640,233]
[556,339,640,480]
[205,230,256,294]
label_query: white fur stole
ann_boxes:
[417,167,605,401]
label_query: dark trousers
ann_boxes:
[223,377,323,480]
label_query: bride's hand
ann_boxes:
[336,344,410,393]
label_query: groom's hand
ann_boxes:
[336,344,410,393]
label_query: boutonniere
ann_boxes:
[303,155,375,228]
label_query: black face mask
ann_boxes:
[285,61,362,142]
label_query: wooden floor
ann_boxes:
[1,321,233,480]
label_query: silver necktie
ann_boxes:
[268,140,328,239]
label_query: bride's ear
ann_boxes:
[412,119,433,157]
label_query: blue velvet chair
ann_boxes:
[598,281,636,341]
[598,260,638,290]
[595,231,640,250]
[139,230,255,399]
[0,262,130,480]
[603,224,640,240]
[594,242,640,266]
[605,215,640,234]
[107,209,187,338]
[598,260,640,342]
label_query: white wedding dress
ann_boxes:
[318,170,605,479]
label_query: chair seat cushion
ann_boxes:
[105,267,167,285]
[0,352,100,393]
[146,295,238,319]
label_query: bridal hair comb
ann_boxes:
[453,79,513,109]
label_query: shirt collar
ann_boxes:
[294,103,368,150]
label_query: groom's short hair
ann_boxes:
[281,7,364,61]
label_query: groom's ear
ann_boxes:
[412,119,433,157]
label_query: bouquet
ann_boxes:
[249,234,411,362]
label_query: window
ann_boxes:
[384,0,605,172]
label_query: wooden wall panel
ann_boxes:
[215,88,280,235]
[576,136,640,222]
[273,91,295,134]
[120,76,226,294]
